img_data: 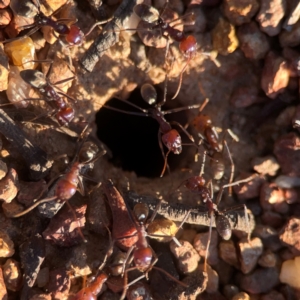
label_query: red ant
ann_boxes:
[8,0,110,47]
[9,138,106,241]
[18,61,76,126]
[180,154,254,272]
[103,180,188,299]
[134,3,197,99]
[71,272,108,300]
[103,83,200,177]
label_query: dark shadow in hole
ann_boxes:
[96,86,191,178]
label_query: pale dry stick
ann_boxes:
[0,108,52,180]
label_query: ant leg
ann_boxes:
[223,140,235,196]
[170,121,195,143]
[65,201,87,243]
[171,55,192,100]
[215,174,257,206]
[84,18,114,37]
[160,149,171,177]
[204,212,213,273]
[163,103,202,115]
[10,196,57,218]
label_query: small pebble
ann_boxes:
[274,175,300,188]
[261,52,289,99]
[2,258,22,291]
[261,211,283,228]
[223,284,239,299]
[260,182,284,211]
[279,19,300,47]
[232,292,250,300]
[212,18,239,55]
[0,268,7,300]
[198,264,219,293]
[274,132,300,177]
[260,290,285,300]
[170,240,201,274]
[258,249,277,268]
[0,168,19,203]
[251,156,279,176]
[0,160,7,180]
[239,267,279,294]
[42,204,87,247]
[222,0,259,25]
[252,225,282,252]
[238,237,263,274]
[219,240,239,269]
[279,217,300,255]
[193,230,219,266]
[0,44,9,92]
[0,8,12,26]
[46,268,70,299]
[29,294,51,300]
[279,256,300,288]
[126,281,152,300]
[0,0,9,8]
[283,0,300,30]
[256,0,286,36]
[234,173,264,201]
[282,47,300,77]
[36,267,49,288]
[0,230,14,257]
[237,21,270,60]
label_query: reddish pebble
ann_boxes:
[170,240,201,274]
[256,0,286,36]
[274,132,300,177]
[223,0,259,26]
[46,268,70,299]
[261,51,289,99]
[42,204,87,247]
[258,249,277,268]
[219,240,239,269]
[194,230,219,266]
[279,217,300,255]
[0,268,7,300]
[2,258,22,291]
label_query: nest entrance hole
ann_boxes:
[96,86,190,178]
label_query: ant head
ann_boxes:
[56,107,74,125]
[134,4,160,23]
[78,141,99,164]
[133,203,149,224]
[133,247,152,271]
[179,35,197,59]
[192,114,212,133]
[20,70,47,89]
[65,25,85,46]
[161,129,182,154]
[11,0,39,18]
[184,176,206,192]
[141,83,157,106]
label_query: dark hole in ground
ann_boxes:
[96,86,192,178]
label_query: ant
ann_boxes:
[103,180,188,299]
[9,136,106,241]
[71,272,108,300]
[180,153,255,272]
[8,0,110,47]
[134,3,197,99]
[18,60,76,126]
[103,83,201,177]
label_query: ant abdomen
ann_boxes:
[216,214,231,240]
[210,152,225,180]
[179,35,197,58]
[65,25,85,46]
[56,107,75,125]
[55,179,77,201]
[134,247,153,271]
[133,203,149,223]
[184,176,206,192]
